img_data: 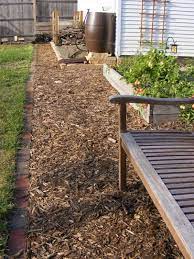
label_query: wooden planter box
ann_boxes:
[103,64,180,124]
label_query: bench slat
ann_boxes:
[134,136,194,139]
[141,145,194,148]
[171,188,194,195]
[146,152,194,157]
[151,160,194,165]
[174,193,194,200]
[158,168,194,173]
[160,173,194,178]
[154,164,194,169]
[149,156,194,161]
[167,182,194,189]
[130,130,192,137]
[137,139,194,143]
[178,200,194,207]
[141,143,194,146]
[182,207,194,213]
[144,149,194,153]
[163,177,194,184]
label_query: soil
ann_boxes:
[28,44,189,258]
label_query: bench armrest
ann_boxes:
[109,95,194,105]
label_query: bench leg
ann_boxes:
[119,139,127,191]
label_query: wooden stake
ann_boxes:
[52,10,60,45]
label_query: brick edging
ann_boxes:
[6,45,37,258]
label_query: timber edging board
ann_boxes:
[103,64,180,124]
[50,41,87,67]
[50,41,65,64]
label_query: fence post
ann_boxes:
[52,10,60,45]
[33,0,37,35]
[73,11,84,28]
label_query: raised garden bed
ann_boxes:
[50,41,87,66]
[103,64,180,124]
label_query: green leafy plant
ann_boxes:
[117,49,194,123]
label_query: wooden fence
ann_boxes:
[0,0,77,40]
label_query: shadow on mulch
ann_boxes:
[28,156,180,259]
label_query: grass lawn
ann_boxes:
[0,44,33,255]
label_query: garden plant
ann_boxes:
[117,49,194,123]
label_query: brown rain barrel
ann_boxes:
[85,12,116,54]
[85,12,107,53]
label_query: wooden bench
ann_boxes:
[110,95,194,258]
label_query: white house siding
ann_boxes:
[168,1,194,57]
[116,0,194,57]
[116,0,142,56]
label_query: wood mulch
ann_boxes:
[28,44,189,258]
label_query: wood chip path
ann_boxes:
[28,44,182,258]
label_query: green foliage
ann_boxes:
[181,107,194,123]
[0,44,33,255]
[117,49,194,123]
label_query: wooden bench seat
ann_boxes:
[110,95,194,258]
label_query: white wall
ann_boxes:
[116,0,194,57]
[167,1,194,57]
[78,0,116,17]
[116,0,141,56]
